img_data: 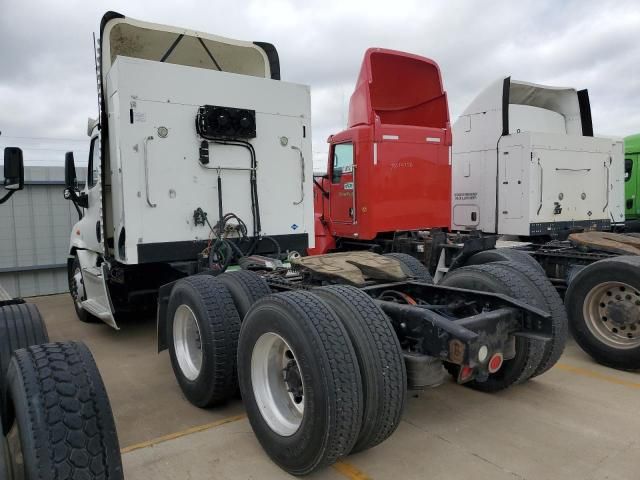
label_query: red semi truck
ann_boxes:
[311,49,640,371]
[310,48,452,254]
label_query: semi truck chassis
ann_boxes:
[155,251,559,475]
[331,229,640,371]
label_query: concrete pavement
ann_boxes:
[31,294,640,480]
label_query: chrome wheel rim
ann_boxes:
[584,281,640,349]
[70,266,85,308]
[173,305,203,381]
[6,421,24,480]
[251,332,304,436]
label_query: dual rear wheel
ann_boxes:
[167,271,406,475]
[441,259,568,391]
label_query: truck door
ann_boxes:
[329,142,356,224]
[81,136,104,254]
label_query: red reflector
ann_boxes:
[488,353,504,373]
[459,365,474,382]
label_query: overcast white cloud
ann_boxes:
[0,0,638,167]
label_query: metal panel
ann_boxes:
[0,165,86,297]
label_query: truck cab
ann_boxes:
[63,12,313,328]
[311,49,451,254]
[625,133,640,225]
[451,78,625,238]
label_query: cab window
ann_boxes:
[332,143,354,183]
[87,137,99,188]
[625,158,633,182]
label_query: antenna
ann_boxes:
[92,32,102,129]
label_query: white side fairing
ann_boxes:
[452,77,624,236]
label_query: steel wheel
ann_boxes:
[584,281,640,349]
[70,265,85,308]
[173,304,203,381]
[5,421,24,480]
[251,332,304,437]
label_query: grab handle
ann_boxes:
[144,136,157,208]
[537,159,543,215]
[603,160,610,213]
[291,146,305,205]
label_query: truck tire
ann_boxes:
[565,256,640,370]
[467,248,545,274]
[68,255,99,323]
[167,275,241,407]
[440,263,546,392]
[491,261,568,376]
[0,428,8,480]
[238,291,363,475]
[314,285,406,453]
[384,253,433,283]
[0,303,48,424]
[3,342,123,479]
[217,270,271,320]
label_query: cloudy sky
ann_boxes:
[1,0,638,168]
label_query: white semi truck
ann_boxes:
[449,78,640,371]
[452,77,625,237]
[63,12,565,475]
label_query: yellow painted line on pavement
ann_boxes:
[120,414,247,454]
[121,415,373,479]
[556,363,640,389]
[333,461,372,480]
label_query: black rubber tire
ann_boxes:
[217,270,271,320]
[467,248,545,274]
[384,253,433,283]
[491,261,568,376]
[2,342,123,479]
[68,255,100,323]
[238,291,363,475]
[0,303,49,425]
[440,263,546,392]
[0,427,8,480]
[167,275,241,407]
[314,285,406,453]
[565,256,640,370]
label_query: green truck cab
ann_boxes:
[625,133,640,222]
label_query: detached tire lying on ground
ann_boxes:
[565,256,640,370]
[0,303,48,421]
[440,262,546,392]
[314,285,406,453]
[2,341,123,480]
[167,275,241,407]
[384,253,433,283]
[238,291,363,475]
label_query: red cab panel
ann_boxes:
[315,48,452,249]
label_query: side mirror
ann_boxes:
[4,147,24,191]
[65,152,77,189]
